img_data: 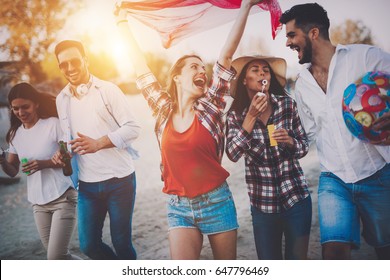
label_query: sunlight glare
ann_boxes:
[61,1,135,80]
[110,37,134,79]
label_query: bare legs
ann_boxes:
[322,242,351,260]
[169,228,237,260]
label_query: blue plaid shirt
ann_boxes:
[226,94,310,213]
[136,62,236,163]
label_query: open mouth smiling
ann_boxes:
[194,77,206,89]
[291,45,300,52]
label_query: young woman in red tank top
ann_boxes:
[117,0,265,259]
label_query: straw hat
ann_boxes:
[231,55,287,97]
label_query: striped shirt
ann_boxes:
[136,61,236,174]
[226,94,310,213]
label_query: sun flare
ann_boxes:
[110,37,134,78]
[62,1,136,79]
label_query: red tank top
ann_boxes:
[161,116,229,198]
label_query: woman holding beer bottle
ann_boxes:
[0,83,80,260]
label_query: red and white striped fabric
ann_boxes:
[118,0,282,48]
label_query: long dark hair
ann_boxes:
[6,83,56,143]
[166,54,203,110]
[230,60,286,114]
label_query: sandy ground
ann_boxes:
[0,94,376,260]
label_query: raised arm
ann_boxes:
[218,0,264,69]
[116,8,151,78]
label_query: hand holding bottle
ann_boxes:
[59,141,73,176]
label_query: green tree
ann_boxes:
[330,19,374,45]
[0,0,80,82]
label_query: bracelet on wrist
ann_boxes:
[116,19,128,26]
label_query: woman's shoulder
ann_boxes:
[41,116,59,123]
[39,117,60,128]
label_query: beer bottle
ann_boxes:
[59,141,73,176]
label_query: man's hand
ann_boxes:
[372,111,390,132]
[70,132,101,155]
[372,95,390,131]
[369,95,390,145]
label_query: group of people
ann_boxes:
[1,1,389,260]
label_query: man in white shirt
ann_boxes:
[53,40,141,259]
[280,3,390,259]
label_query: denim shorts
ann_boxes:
[166,182,239,235]
[318,163,390,248]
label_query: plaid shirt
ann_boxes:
[136,62,236,163]
[226,94,310,213]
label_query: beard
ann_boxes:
[299,37,313,64]
[66,69,89,86]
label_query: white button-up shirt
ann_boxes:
[294,44,390,183]
[56,75,141,182]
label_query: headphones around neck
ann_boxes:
[74,75,93,96]
[76,83,89,96]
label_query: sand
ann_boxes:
[0,94,376,260]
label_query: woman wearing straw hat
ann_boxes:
[225,55,312,259]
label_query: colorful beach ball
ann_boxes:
[342,71,390,144]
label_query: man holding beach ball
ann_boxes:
[280,3,390,260]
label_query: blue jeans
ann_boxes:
[251,196,312,260]
[77,172,137,260]
[318,163,390,248]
